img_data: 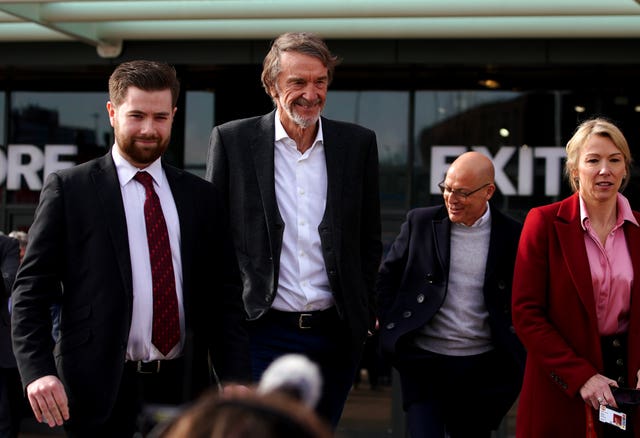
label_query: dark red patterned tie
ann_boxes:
[134,171,180,356]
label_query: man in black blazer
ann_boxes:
[205,32,382,426]
[377,151,525,438]
[11,60,249,437]
[0,234,20,437]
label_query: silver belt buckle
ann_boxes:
[137,360,161,374]
[298,313,312,329]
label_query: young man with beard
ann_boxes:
[11,60,249,437]
[205,32,382,427]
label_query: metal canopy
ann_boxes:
[0,0,640,58]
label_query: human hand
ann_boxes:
[26,375,69,427]
[636,369,640,389]
[579,373,618,410]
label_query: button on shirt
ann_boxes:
[112,146,185,361]
[580,193,638,336]
[272,112,334,312]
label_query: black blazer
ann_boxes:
[205,110,382,354]
[377,204,526,369]
[11,153,249,425]
[0,235,19,368]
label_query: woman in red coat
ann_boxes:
[513,118,640,437]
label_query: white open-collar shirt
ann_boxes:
[272,112,334,312]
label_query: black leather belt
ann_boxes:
[262,307,339,330]
[125,358,183,375]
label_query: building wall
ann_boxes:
[1,38,640,239]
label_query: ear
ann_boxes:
[106,101,116,127]
[570,168,579,180]
[485,183,496,200]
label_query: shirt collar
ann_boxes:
[111,145,164,188]
[471,202,492,228]
[453,202,492,228]
[274,109,324,146]
[579,192,639,231]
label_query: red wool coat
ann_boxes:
[513,193,640,437]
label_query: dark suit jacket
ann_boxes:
[11,152,249,426]
[205,110,382,355]
[376,204,525,414]
[0,235,19,369]
[513,193,640,437]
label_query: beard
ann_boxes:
[281,96,323,129]
[115,130,170,167]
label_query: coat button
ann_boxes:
[498,280,506,290]
[386,322,395,330]
[416,294,425,303]
[613,339,621,348]
[402,311,412,318]
[426,274,434,284]
[616,358,624,367]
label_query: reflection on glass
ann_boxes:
[326,91,408,165]
[325,91,410,213]
[7,92,110,203]
[412,90,564,217]
[11,92,111,151]
[184,91,215,178]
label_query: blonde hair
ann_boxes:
[564,117,632,192]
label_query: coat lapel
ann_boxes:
[90,153,133,298]
[484,204,503,281]
[555,194,597,324]
[432,209,450,275]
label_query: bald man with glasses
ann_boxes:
[376,151,526,438]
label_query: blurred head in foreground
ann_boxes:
[159,392,331,438]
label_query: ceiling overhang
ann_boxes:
[1,0,640,58]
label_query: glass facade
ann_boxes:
[2,83,640,242]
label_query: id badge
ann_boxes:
[599,405,627,431]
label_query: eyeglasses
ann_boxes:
[438,181,491,200]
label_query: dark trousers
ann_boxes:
[64,358,185,438]
[0,367,25,438]
[601,334,632,438]
[395,347,520,438]
[248,308,360,428]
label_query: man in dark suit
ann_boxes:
[377,151,525,438]
[0,234,21,437]
[11,60,249,437]
[205,32,382,426]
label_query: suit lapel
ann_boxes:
[90,153,133,298]
[320,118,345,235]
[164,164,193,319]
[251,112,284,235]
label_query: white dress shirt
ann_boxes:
[271,113,334,312]
[112,146,185,361]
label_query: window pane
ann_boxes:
[325,91,409,213]
[8,92,110,202]
[184,91,215,178]
[414,90,561,220]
